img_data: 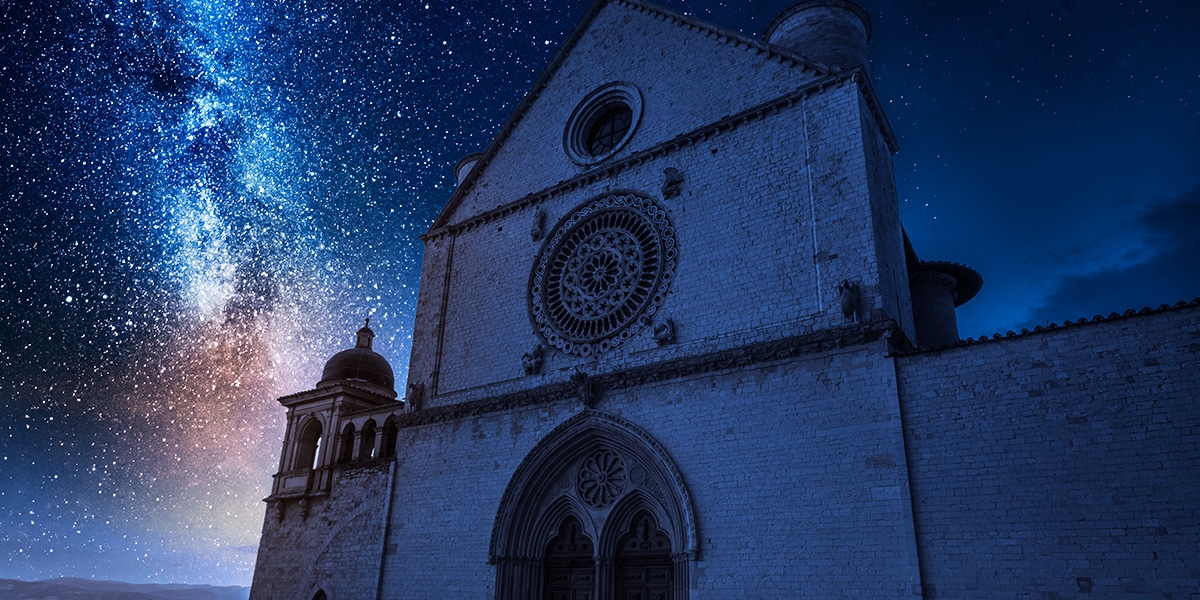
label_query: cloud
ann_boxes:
[1024,188,1200,326]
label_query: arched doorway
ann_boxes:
[614,511,672,600]
[543,516,595,600]
[490,410,695,600]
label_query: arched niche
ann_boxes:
[490,410,696,599]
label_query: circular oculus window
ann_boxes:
[529,194,676,357]
[564,82,643,165]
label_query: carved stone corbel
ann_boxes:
[570,370,596,408]
[521,345,544,375]
[662,167,684,199]
[530,208,546,241]
[406,381,426,411]
[835,280,861,323]
[652,318,676,346]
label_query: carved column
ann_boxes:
[672,552,691,599]
[280,413,299,472]
[350,431,365,463]
[595,556,614,600]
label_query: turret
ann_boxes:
[764,0,872,72]
[909,261,983,348]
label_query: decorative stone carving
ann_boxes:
[576,449,627,508]
[571,370,596,408]
[530,208,546,242]
[652,318,676,346]
[836,280,860,323]
[662,167,684,198]
[521,345,544,375]
[530,193,677,357]
[406,381,425,411]
[298,498,310,520]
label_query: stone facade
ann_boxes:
[249,1,1200,598]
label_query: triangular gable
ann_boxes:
[428,0,833,234]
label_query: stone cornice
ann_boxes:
[276,381,400,407]
[375,320,903,430]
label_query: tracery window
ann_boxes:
[587,105,633,156]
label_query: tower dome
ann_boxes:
[319,319,395,391]
[764,0,872,71]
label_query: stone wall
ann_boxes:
[898,305,1200,599]
[377,340,923,599]
[250,461,391,600]
[413,76,904,406]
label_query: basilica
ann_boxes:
[249,1,1200,598]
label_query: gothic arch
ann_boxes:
[490,410,696,599]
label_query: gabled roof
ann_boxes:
[427,0,838,234]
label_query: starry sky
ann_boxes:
[1,0,1197,588]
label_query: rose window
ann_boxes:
[530,194,676,357]
[576,449,627,508]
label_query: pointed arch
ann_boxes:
[490,409,696,599]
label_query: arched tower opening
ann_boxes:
[295,418,323,471]
[358,419,378,461]
[337,423,355,465]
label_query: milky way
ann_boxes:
[2,0,1197,586]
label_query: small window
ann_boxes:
[587,106,633,156]
[564,82,642,165]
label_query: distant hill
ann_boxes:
[0,577,250,600]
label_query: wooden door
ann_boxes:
[544,516,595,600]
[614,512,671,600]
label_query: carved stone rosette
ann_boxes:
[576,449,627,508]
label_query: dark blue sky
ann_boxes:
[1,0,1197,586]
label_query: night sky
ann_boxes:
[1,0,1197,587]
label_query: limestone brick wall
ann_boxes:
[378,402,585,599]
[250,461,390,600]
[606,343,921,598]
[858,91,914,342]
[447,1,820,224]
[419,79,903,403]
[378,343,923,599]
[897,306,1200,599]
